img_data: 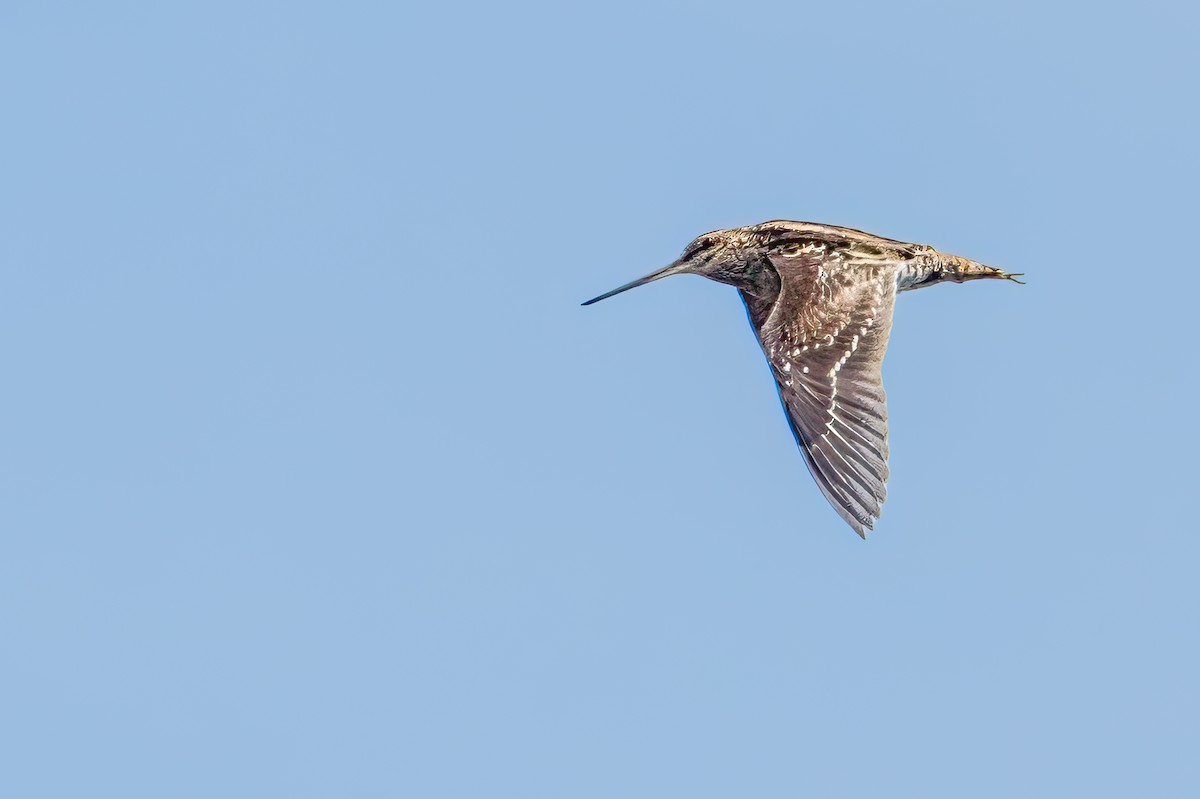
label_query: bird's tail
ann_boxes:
[939,253,1025,284]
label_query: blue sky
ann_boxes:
[3,2,1198,796]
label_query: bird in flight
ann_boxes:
[583,220,1022,538]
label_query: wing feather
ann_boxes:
[748,245,898,537]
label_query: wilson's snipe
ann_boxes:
[583,220,1022,538]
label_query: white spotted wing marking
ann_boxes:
[755,264,897,537]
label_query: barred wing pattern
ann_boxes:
[749,247,898,537]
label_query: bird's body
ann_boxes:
[583,220,1022,538]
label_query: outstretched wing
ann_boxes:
[746,244,898,537]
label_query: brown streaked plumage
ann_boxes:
[582,220,1022,538]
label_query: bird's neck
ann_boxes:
[733,258,782,331]
[720,254,781,302]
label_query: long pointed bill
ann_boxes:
[581,260,689,306]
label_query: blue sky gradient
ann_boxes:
[2,2,1198,796]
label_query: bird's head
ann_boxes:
[582,227,776,306]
